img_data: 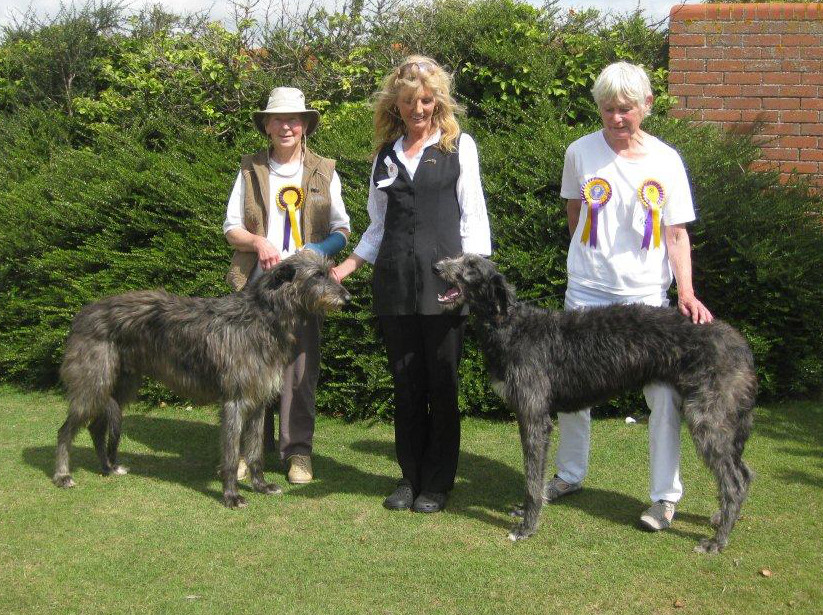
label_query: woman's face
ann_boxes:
[598,97,650,144]
[396,87,436,136]
[265,114,305,153]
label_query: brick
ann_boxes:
[801,47,823,59]
[781,109,820,122]
[805,124,823,136]
[686,96,724,109]
[800,149,823,162]
[704,109,742,122]
[691,71,725,84]
[669,46,686,60]
[726,72,763,85]
[779,84,819,97]
[780,161,818,174]
[670,33,706,47]
[705,84,743,97]
[740,84,780,96]
[769,71,802,85]
[741,110,780,122]
[725,97,762,110]
[750,160,777,173]
[763,97,801,110]
[802,72,823,85]
[725,47,762,60]
[667,71,685,85]
[801,97,823,110]
[780,59,823,72]
[706,34,744,46]
[707,59,745,72]
[686,45,726,60]
[759,122,801,136]
[779,135,818,149]
[744,34,783,46]
[669,58,706,72]
[762,147,798,161]
[722,21,766,35]
[742,59,783,72]
[668,108,701,120]
[669,84,705,96]
[783,34,820,47]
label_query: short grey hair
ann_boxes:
[591,62,653,116]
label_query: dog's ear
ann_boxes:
[490,272,514,315]
[267,260,297,291]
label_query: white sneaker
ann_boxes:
[640,500,676,531]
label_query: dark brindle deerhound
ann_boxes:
[54,250,350,508]
[434,254,755,553]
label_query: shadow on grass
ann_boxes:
[23,414,720,543]
[23,415,396,506]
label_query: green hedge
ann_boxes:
[2,0,822,419]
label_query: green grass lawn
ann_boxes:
[0,385,820,614]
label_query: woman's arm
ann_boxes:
[665,223,713,324]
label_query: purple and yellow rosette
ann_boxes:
[638,179,665,250]
[580,177,612,248]
[276,185,305,250]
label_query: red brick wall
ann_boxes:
[668,3,823,184]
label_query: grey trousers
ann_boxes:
[264,314,321,461]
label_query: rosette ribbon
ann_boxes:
[276,185,305,251]
[580,178,612,248]
[638,179,665,250]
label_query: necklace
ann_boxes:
[269,150,303,178]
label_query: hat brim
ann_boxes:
[253,110,320,137]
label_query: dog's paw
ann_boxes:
[222,494,248,509]
[254,482,283,496]
[693,538,722,554]
[53,474,76,488]
[507,523,535,542]
[108,465,129,476]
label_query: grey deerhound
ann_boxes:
[434,254,755,553]
[54,250,350,508]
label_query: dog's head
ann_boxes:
[433,254,516,318]
[254,250,351,313]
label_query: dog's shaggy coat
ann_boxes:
[53,250,350,508]
[434,254,755,552]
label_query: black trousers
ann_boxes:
[379,314,467,494]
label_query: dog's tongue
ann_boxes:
[437,287,461,304]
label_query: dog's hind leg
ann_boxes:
[509,407,553,541]
[220,400,248,508]
[242,405,282,496]
[53,411,85,488]
[105,373,139,476]
[685,395,752,553]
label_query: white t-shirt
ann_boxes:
[353,130,492,263]
[561,130,696,297]
[223,158,350,279]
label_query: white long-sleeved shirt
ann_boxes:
[353,131,492,263]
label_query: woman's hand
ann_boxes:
[677,293,713,325]
[255,237,281,271]
[331,255,366,283]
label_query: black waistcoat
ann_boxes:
[372,137,467,315]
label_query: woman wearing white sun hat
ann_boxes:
[223,87,351,486]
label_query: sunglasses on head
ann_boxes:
[399,60,435,77]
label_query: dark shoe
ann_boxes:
[383,479,415,510]
[412,491,447,513]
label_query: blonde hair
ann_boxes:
[591,62,654,117]
[372,55,463,155]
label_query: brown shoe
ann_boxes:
[287,455,313,484]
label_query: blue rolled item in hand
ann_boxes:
[303,230,347,257]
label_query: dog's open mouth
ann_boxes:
[437,287,462,305]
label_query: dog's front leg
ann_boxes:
[509,411,552,541]
[242,404,282,496]
[220,400,247,508]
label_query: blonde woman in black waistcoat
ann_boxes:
[224,87,351,485]
[333,57,492,513]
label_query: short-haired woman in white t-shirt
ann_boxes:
[548,62,713,532]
